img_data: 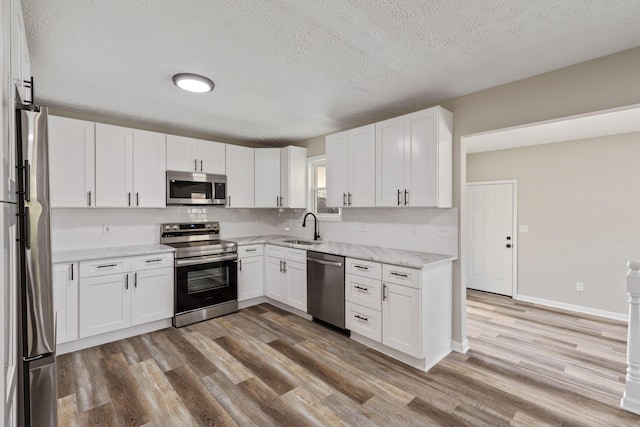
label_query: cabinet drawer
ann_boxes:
[266,244,285,258]
[346,258,381,280]
[238,244,264,257]
[345,274,381,310]
[383,264,421,289]
[80,258,131,278]
[284,247,306,263]
[131,253,173,271]
[346,302,381,342]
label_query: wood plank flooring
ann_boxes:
[57,291,640,426]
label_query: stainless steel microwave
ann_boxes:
[166,171,227,206]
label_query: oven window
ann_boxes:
[175,260,238,313]
[187,266,228,294]
[170,180,212,200]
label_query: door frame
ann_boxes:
[465,180,518,298]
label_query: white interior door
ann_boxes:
[466,182,515,296]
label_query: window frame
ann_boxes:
[307,155,341,221]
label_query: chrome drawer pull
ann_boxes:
[391,272,408,278]
[354,265,369,270]
[354,315,369,322]
[145,258,162,263]
[354,285,368,292]
[97,264,117,269]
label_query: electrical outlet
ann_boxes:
[576,282,584,291]
[411,225,418,236]
[361,223,369,232]
[438,227,449,237]
[103,224,112,235]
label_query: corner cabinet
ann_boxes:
[254,146,307,208]
[265,245,307,312]
[94,124,166,208]
[166,135,226,174]
[48,116,96,207]
[237,245,264,301]
[225,145,255,208]
[376,106,452,208]
[326,124,376,207]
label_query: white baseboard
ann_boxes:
[515,294,628,322]
[451,339,470,354]
[238,296,267,309]
[266,298,313,321]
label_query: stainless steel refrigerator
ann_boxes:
[14,96,57,426]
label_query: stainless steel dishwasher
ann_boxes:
[307,251,346,331]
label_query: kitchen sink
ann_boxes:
[282,239,319,246]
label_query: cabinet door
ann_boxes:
[95,124,133,207]
[382,282,421,358]
[48,116,95,207]
[238,256,264,301]
[198,140,226,174]
[284,260,306,312]
[131,268,173,325]
[265,256,285,303]
[132,130,166,208]
[348,124,375,207]
[254,148,280,207]
[280,146,307,208]
[375,117,405,207]
[53,263,78,344]
[166,135,198,172]
[325,131,349,208]
[79,272,131,338]
[225,145,254,208]
[403,109,438,207]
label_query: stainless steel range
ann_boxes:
[161,221,238,327]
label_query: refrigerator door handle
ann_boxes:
[24,206,30,249]
[24,160,31,201]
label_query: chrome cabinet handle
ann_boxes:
[125,273,129,290]
[279,260,283,272]
[87,190,92,207]
[354,265,369,271]
[343,193,347,206]
[194,159,198,171]
[128,192,131,206]
[404,189,408,206]
[397,189,401,206]
[228,196,231,207]
[355,314,369,322]
[239,259,242,271]
[348,193,352,206]
[97,264,117,269]
[382,284,387,301]
[354,285,368,292]
[279,196,284,207]
[282,260,287,273]
[70,264,74,281]
[200,160,203,172]
[134,272,137,288]
[245,248,257,252]
[145,258,162,263]
[136,192,139,206]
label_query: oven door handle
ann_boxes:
[175,254,238,267]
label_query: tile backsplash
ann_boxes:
[51,207,458,256]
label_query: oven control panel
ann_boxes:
[162,222,219,232]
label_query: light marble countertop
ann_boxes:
[228,235,457,269]
[52,244,175,264]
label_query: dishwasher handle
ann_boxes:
[307,258,343,268]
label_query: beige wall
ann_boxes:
[468,132,640,315]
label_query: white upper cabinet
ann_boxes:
[376,106,452,208]
[95,124,166,208]
[225,144,254,208]
[166,135,226,174]
[132,130,166,207]
[95,124,133,207]
[255,146,307,208]
[280,146,307,209]
[254,148,281,207]
[48,116,96,207]
[326,124,375,207]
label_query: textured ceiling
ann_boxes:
[21,0,640,144]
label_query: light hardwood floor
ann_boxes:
[57,291,639,426]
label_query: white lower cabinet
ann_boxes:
[53,263,79,344]
[265,245,307,312]
[345,257,452,369]
[78,253,173,339]
[237,245,264,301]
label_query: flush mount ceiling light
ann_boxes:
[172,73,215,93]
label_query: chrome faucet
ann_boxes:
[302,212,321,241]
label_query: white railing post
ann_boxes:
[622,260,640,414]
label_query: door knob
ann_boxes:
[506,244,512,248]
[506,236,511,240]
